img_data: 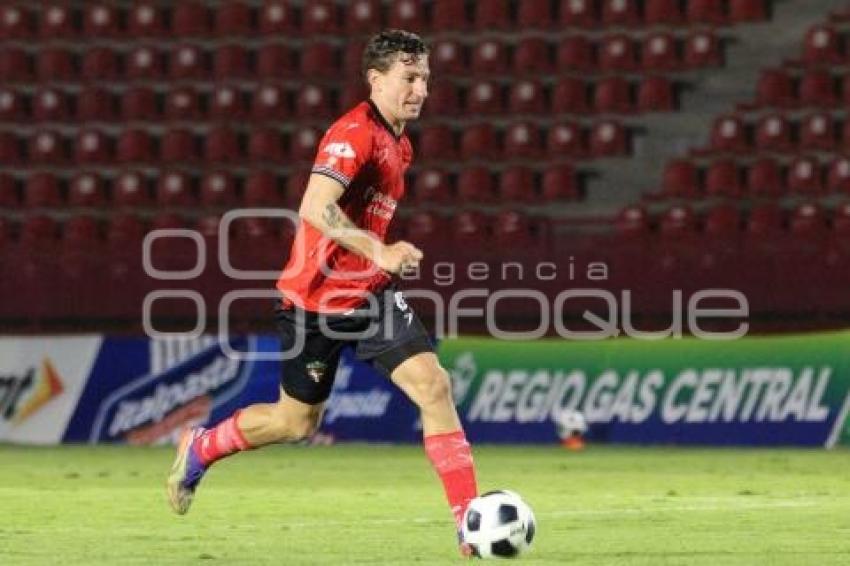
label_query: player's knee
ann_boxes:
[417,368,453,409]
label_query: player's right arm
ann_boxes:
[298,174,422,274]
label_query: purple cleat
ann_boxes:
[166,427,207,515]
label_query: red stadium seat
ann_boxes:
[552,78,589,114]
[457,167,495,202]
[121,86,158,121]
[69,173,106,207]
[615,206,650,238]
[542,164,578,201]
[214,44,250,78]
[662,159,699,198]
[63,216,100,247]
[113,171,152,207]
[413,168,451,204]
[205,127,241,163]
[126,46,164,80]
[638,76,675,112]
[20,215,59,247]
[418,124,455,161]
[557,36,595,72]
[433,0,469,30]
[81,47,119,80]
[461,123,498,160]
[513,38,551,75]
[0,6,32,40]
[0,48,31,82]
[128,3,164,37]
[215,2,253,36]
[259,1,296,35]
[599,35,637,72]
[642,33,679,71]
[29,130,66,164]
[200,171,238,206]
[687,0,726,25]
[173,2,210,36]
[78,86,116,122]
[388,0,426,30]
[659,205,697,239]
[247,128,284,162]
[802,25,841,65]
[0,174,19,207]
[170,45,208,80]
[474,0,509,29]
[422,82,459,116]
[32,88,69,122]
[827,157,850,193]
[83,4,120,37]
[302,0,338,35]
[343,39,367,79]
[290,127,320,162]
[518,0,553,28]
[684,31,722,68]
[602,0,640,26]
[547,122,585,158]
[39,4,75,38]
[346,0,382,33]
[252,84,289,121]
[431,39,465,75]
[452,210,489,248]
[710,115,748,153]
[75,129,112,164]
[407,211,448,250]
[800,112,836,152]
[117,129,154,163]
[244,170,280,207]
[164,86,202,121]
[787,156,823,195]
[24,173,62,208]
[509,80,546,114]
[36,47,74,81]
[789,202,827,241]
[645,0,683,24]
[471,39,508,76]
[160,129,198,164]
[589,120,628,157]
[301,42,337,77]
[729,0,766,22]
[494,209,534,248]
[560,0,597,27]
[499,167,536,202]
[156,171,196,207]
[594,77,632,114]
[703,204,741,237]
[210,85,246,121]
[799,70,836,108]
[755,68,794,108]
[466,81,503,114]
[0,132,22,165]
[0,88,23,122]
[754,113,793,153]
[285,170,310,207]
[504,122,542,158]
[747,158,784,197]
[295,84,332,118]
[705,159,743,198]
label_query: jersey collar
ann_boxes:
[367,99,403,141]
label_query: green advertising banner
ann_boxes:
[438,331,850,446]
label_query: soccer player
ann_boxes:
[167,30,479,556]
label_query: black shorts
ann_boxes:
[273,285,434,405]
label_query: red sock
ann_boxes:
[424,430,478,529]
[192,410,252,466]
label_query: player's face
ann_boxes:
[374,54,430,124]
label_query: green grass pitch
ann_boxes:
[2,444,850,565]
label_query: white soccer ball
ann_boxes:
[555,409,587,439]
[461,490,536,559]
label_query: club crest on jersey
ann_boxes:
[306,361,327,383]
[323,142,356,159]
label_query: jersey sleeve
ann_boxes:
[311,120,373,189]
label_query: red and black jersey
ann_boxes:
[277,100,413,313]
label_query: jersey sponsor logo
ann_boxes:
[306,360,328,383]
[0,359,64,424]
[323,141,356,159]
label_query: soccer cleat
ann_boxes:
[458,531,477,559]
[167,427,207,515]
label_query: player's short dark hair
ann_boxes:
[361,29,429,79]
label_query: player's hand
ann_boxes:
[378,241,423,274]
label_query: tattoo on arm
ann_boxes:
[322,203,356,231]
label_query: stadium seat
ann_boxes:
[504,122,542,158]
[0,174,19,207]
[517,0,552,27]
[431,39,465,75]
[602,0,640,26]
[83,4,120,37]
[290,126,320,162]
[800,112,836,152]
[547,122,585,158]
[433,0,468,30]
[295,84,333,118]
[259,1,296,35]
[473,0,509,29]
[615,206,650,238]
[642,33,679,71]
[205,127,241,163]
[62,216,101,247]
[789,202,827,241]
[705,159,743,198]
[513,38,551,75]
[557,36,595,72]
[729,0,766,22]
[659,205,697,239]
[214,44,250,78]
[113,171,152,206]
[215,2,253,36]
[494,209,535,248]
[29,130,66,164]
[832,202,850,236]
[509,80,546,114]
[755,68,795,108]
[799,69,836,108]
[302,0,338,34]
[160,129,198,164]
[787,156,823,195]
[461,123,498,160]
[75,129,112,164]
[39,4,75,38]
[466,80,503,114]
[81,46,119,80]
[747,158,784,197]
[257,44,293,78]
[170,45,208,80]
[418,124,456,161]
[499,167,536,202]
[248,128,284,162]
[69,173,106,207]
[78,86,116,122]
[471,39,508,76]
[827,157,850,193]
[594,77,632,114]
[638,76,675,112]
[121,86,158,121]
[128,3,164,37]
[173,2,210,36]
[36,47,74,81]
[0,132,22,165]
[452,210,489,248]
[200,171,238,206]
[754,113,793,153]
[301,42,337,77]
[645,0,683,24]
[284,170,310,207]
[704,203,741,237]
[687,0,726,24]
[0,6,32,40]
[710,115,748,153]
[107,213,146,248]
[662,159,699,198]
[346,0,382,33]
[244,171,281,207]
[413,168,451,203]
[684,31,722,69]
[599,35,637,71]
[0,88,23,122]
[163,86,202,121]
[210,85,246,121]
[423,82,459,116]
[560,0,597,27]
[406,211,448,250]
[32,88,69,122]
[388,0,426,30]
[20,214,59,247]
[589,120,628,157]
[552,78,590,114]
[156,171,196,207]
[117,129,154,163]
[24,173,62,208]
[542,164,579,201]
[251,84,289,121]
[457,167,495,202]
[339,84,366,114]
[802,24,841,65]
[0,48,31,82]
[126,46,164,80]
